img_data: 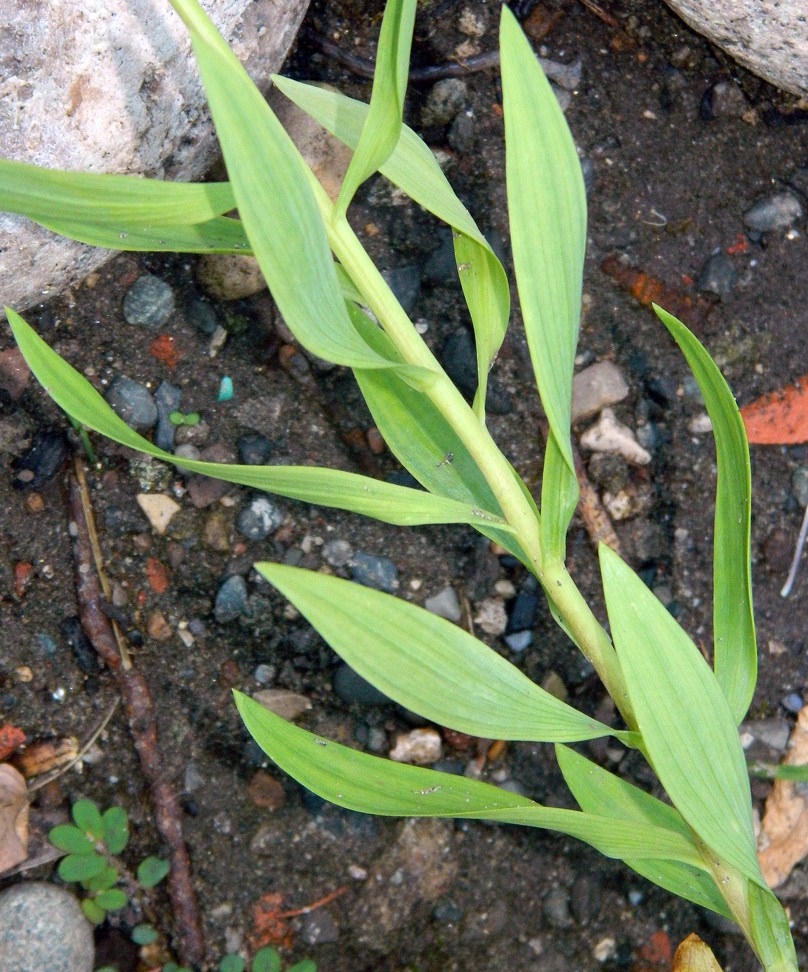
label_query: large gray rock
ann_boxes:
[664,0,808,97]
[0,0,309,313]
[0,882,94,972]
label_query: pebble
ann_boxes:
[247,770,286,810]
[236,496,284,541]
[332,663,391,706]
[421,78,468,127]
[12,429,67,488]
[389,727,443,765]
[301,908,340,946]
[448,110,475,154]
[0,882,94,972]
[253,664,274,685]
[322,538,353,567]
[543,885,573,928]
[571,361,630,422]
[540,671,568,702]
[105,376,158,430]
[740,718,790,755]
[185,297,220,334]
[153,381,182,452]
[743,192,803,233]
[203,510,232,552]
[382,266,421,316]
[0,348,30,400]
[580,408,651,465]
[252,688,312,721]
[697,252,737,299]
[122,274,175,328]
[570,873,602,925]
[146,609,173,641]
[587,453,629,493]
[424,585,462,622]
[350,551,399,593]
[473,597,508,635]
[61,616,100,674]
[441,327,512,414]
[237,432,272,466]
[792,466,808,506]
[506,583,540,634]
[423,232,457,286]
[703,80,747,119]
[196,253,267,300]
[214,575,251,623]
[688,413,713,434]
[539,56,582,91]
[136,493,181,535]
[580,156,595,196]
[504,630,532,652]
[782,692,803,714]
[0,413,34,458]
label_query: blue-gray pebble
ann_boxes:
[122,274,175,329]
[350,551,398,593]
[237,496,284,541]
[105,376,158,430]
[214,575,251,623]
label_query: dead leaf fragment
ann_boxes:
[13,737,78,778]
[0,763,29,873]
[672,933,724,971]
[758,705,808,886]
[740,374,808,445]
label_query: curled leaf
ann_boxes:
[672,933,724,971]
[0,763,28,874]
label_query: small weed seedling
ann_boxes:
[2,0,798,967]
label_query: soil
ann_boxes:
[2,1,808,970]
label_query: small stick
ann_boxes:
[572,444,622,554]
[781,502,808,598]
[67,463,205,967]
[276,885,348,918]
[575,0,620,29]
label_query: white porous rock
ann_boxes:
[663,0,808,97]
[0,0,310,314]
[580,408,651,466]
[389,728,443,766]
[571,360,630,422]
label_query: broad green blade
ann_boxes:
[272,76,510,418]
[235,692,701,866]
[167,0,395,371]
[655,306,756,724]
[556,746,732,919]
[500,5,585,551]
[334,0,415,217]
[599,545,763,887]
[36,215,252,255]
[257,563,635,745]
[7,310,505,530]
[0,158,235,226]
[747,882,799,971]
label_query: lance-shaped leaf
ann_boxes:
[256,563,635,745]
[599,544,763,887]
[500,5,585,558]
[235,692,701,865]
[0,158,235,226]
[36,215,252,255]
[334,0,415,217]
[7,310,506,531]
[272,75,510,419]
[166,0,399,371]
[747,881,799,972]
[556,745,732,919]
[655,306,755,724]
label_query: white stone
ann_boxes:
[389,728,443,766]
[688,413,713,435]
[664,0,808,97]
[571,361,630,422]
[473,597,508,636]
[580,408,651,465]
[253,688,312,722]
[136,492,181,535]
[0,0,309,313]
[0,883,94,972]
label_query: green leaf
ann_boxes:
[37,215,252,255]
[49,824,95,855]
[95,888,128,911]
[500,5,585,550]
[7,309,503,532]
[748,881,799,971]
[81,898,107,925]
[599,544,763,887]
[131,924,159,945]
[655,306,756,724]
[166,0,395,371]
[58,852,107,882]
[334,0,415,217]
[539,434,579,563]
[101,806,130,855]
[0,158,235,227]
[72,798,104,840]
[257,563,635,745]
[251,948,281,972]
[83,865,120,892]
[273,76,510,419]
[137,856,170,888]
[556,745,732,919]
[219,956,246,972]
[235,692,700,866]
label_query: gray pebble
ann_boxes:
[300,907,339,945]
[744,192,803,233]
[782,692,803,714]
[122,274,175,328]
[580,156,595,196]
[214,575,251,623]
[0,883,94,972]
[448,110,475,154]
[322,538,354,567]
[154,381,182,452]
[105,376,157,430]
[543,885,573,928]
[587,453,629,493]
[707,80,747,119]
[237,432,272,466]
[333,663,391,706]
[236,496,284,541]
[424,585,461,622]
[793,467,808,506]
[504,630,532,652]
[421,78,468,127]
[254,663,274,685]
[570,873,602,925]
[185,297,220,334]
[698,252,737,299]
[539,56,582,91]
[350,551,399,593]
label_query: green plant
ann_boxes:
[49,799,168,925]
[169,410,202,426]
[3,0,796,967]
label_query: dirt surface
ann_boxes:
[2,1,808,970]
